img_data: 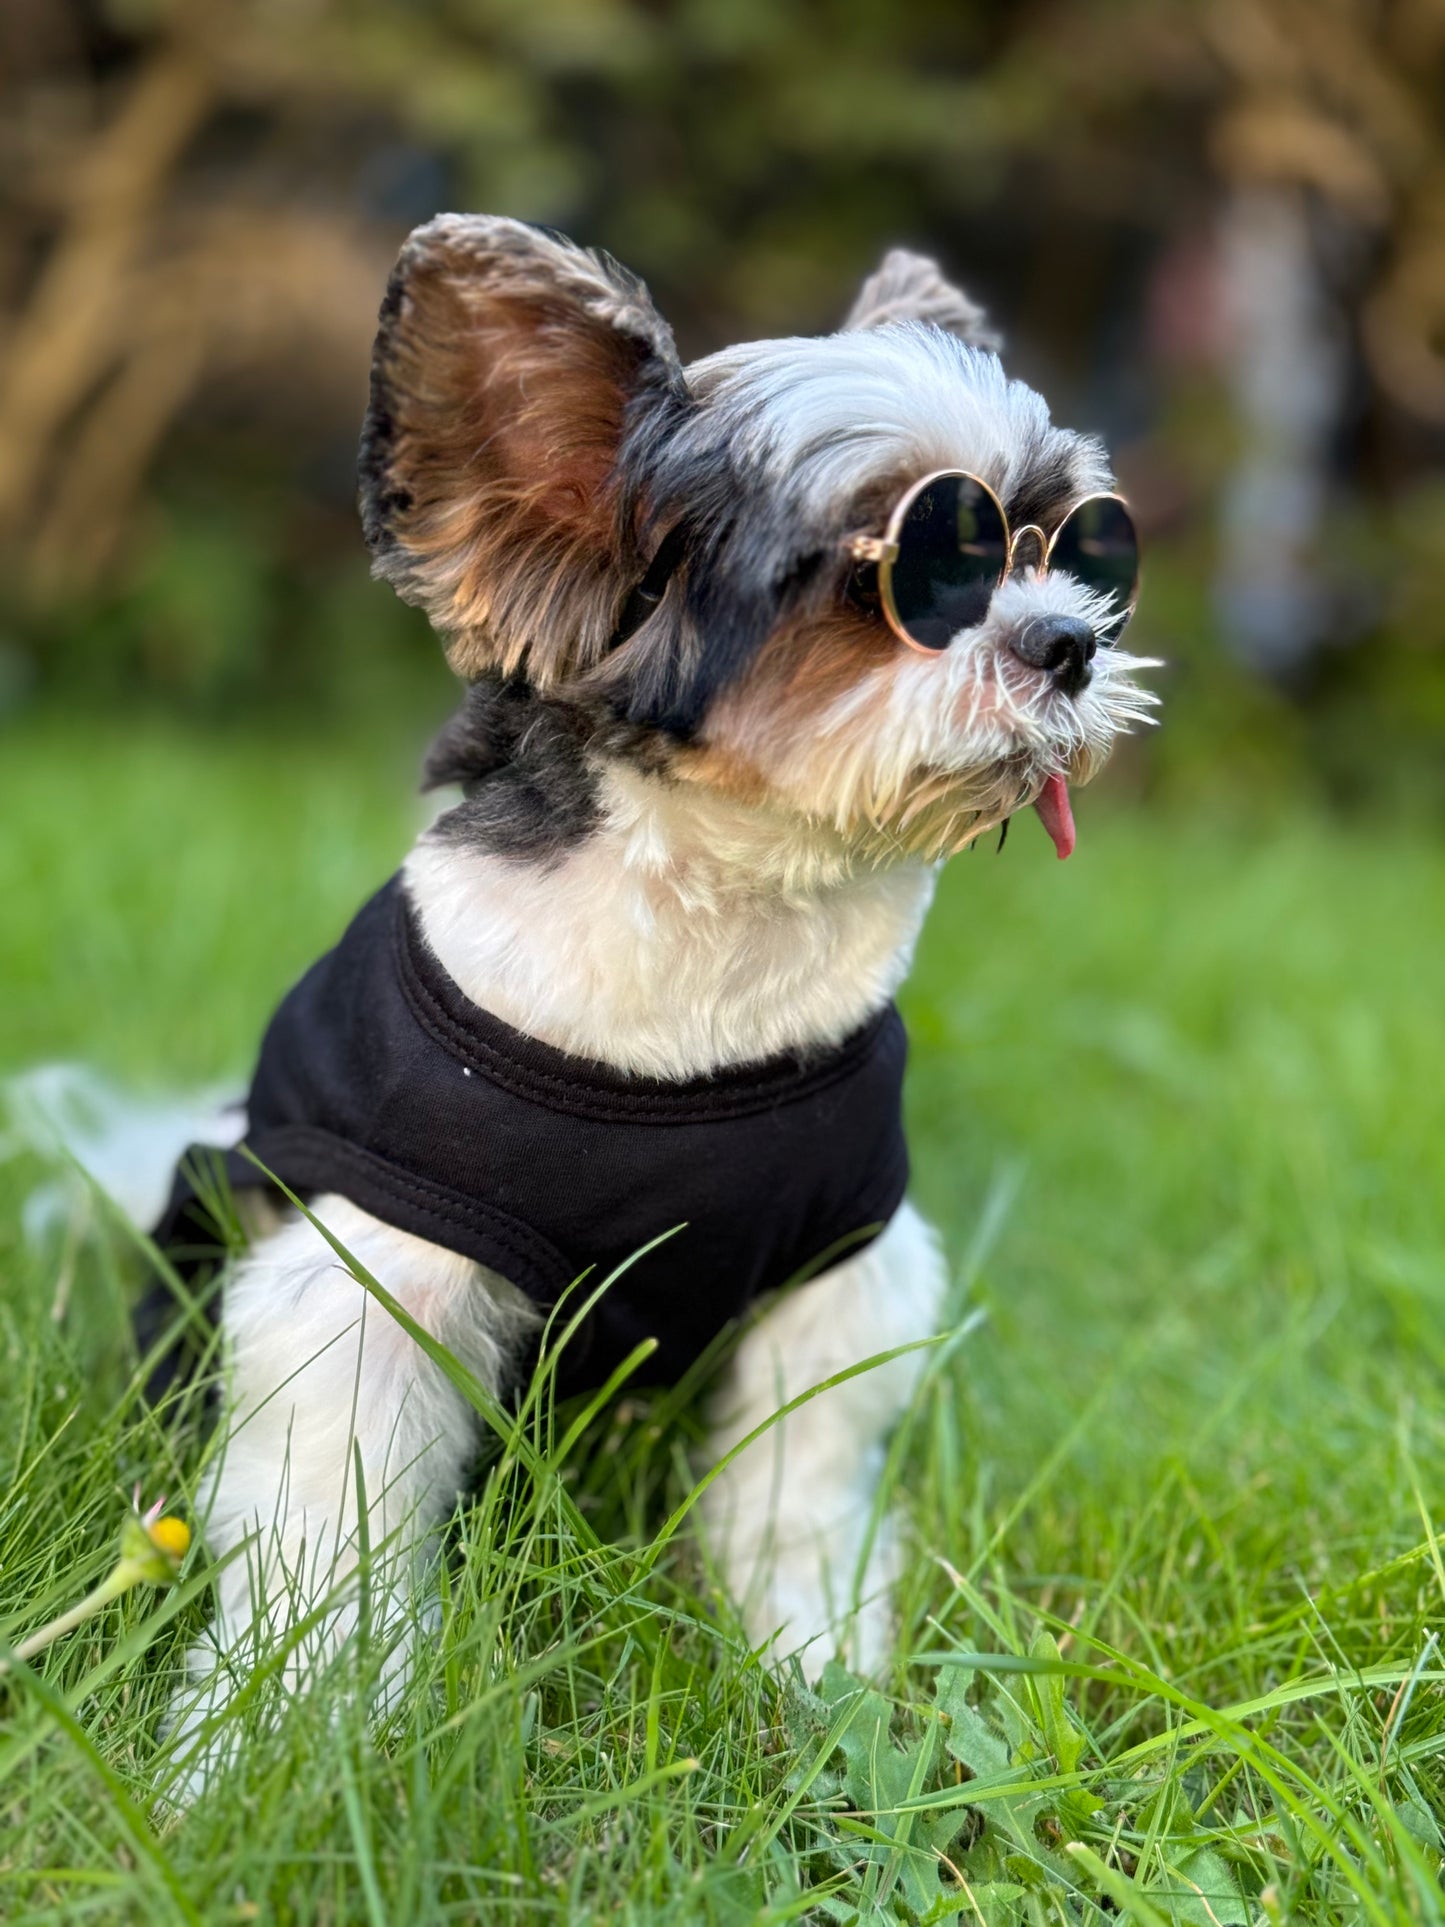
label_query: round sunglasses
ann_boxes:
[845,470,1140,655]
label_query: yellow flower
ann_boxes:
[119,1497,191,1585]
[147,1515,191,1561]
[2,1495,195,1673]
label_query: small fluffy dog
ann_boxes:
[155,216,1156,1781]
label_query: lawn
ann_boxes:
[2,711,1444,1924]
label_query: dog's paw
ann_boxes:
[723,1506,901,1680]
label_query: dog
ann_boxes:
[151,215,1157,1789]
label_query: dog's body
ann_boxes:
[159,218,1156,1789]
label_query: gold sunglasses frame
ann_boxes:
[845,468,1139,656]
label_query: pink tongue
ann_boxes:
[1033,773,1076,861]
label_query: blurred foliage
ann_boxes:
[0,0,1443,807]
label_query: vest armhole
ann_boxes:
[240,1125,576,1307]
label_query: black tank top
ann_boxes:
[157,875,910,1398]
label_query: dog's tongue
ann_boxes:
[1033,773,1076,861]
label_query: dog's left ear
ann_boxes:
[360,214,689,682]
[842,247,1000,349]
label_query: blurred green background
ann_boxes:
[2,0,1444,813]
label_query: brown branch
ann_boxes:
[0,45,213,539]
[29,327,206,595]
[24,204,387,589]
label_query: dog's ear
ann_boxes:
[360,215,690,682]
[842,247,1000,349]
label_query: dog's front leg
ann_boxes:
[699,1200,947,1677]
[165,1196,538,1798]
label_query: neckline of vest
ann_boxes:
[391,882,897,1124]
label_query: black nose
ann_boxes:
[1009,615,1097,697]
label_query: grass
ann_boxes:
[2,709,1445,1924]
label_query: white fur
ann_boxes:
[173,1193,946,1800]
[699,1201,948,1669]
[686,323,1110,519]
[407,767,937,1077]
[168,1196,540,1799]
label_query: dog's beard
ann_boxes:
[845,759,1074,864]
[794,632,1160,865]
[839,757,1083,864]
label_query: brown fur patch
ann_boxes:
[733,602,897,719]
[679,602,893,795]
[680,602,911,828]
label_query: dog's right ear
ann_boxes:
[842,248,1000,350]
[360,215,690,683]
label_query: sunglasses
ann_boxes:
[844,470,1140,655]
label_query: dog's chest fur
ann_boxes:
[407,756,938,1080]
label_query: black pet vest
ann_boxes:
[157,876,910,1398]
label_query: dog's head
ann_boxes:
[361,216,1156,865]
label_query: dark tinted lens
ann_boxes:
[887,475,1008,650]
[1048,496,1139,628]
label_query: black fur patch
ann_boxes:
[1005,432,1097,536]
[421,676,678,863]
[422,678,606,863]
[601,411,843,737]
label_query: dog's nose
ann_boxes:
[1008,615,1096,697]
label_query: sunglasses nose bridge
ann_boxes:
[1007,524,1048,578]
